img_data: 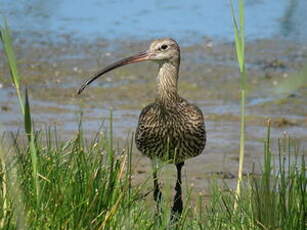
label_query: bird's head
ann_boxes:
[148,38,180,63]
[77,38,180,94]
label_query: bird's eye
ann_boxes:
[161,44,168,50]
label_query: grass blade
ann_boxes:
[24,89,40,204]
[0,19,24,115]
[24,88,32,141]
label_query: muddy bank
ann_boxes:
[0,36,306,194]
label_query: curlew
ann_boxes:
[77,38,206,220]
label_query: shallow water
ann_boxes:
[1,0,307,43]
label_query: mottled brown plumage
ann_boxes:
[135,97,206,163]
[77,38,206,221]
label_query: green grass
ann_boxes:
[0,20,40,207]
[1,8,306,230]
[0,118,305,229]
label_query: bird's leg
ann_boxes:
[171,161,184,222]
[153,169,162,204]
[152,160,162,212]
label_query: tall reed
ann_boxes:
[230,0,247,209]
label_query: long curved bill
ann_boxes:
[77,50,150,94]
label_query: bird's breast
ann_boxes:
[135,102,206,163]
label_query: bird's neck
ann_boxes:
[157,61,179,103]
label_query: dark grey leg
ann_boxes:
[153,170,162,204]
[171,161,184,221]
[152,160,162,212]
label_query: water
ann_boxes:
[1,0,307,43]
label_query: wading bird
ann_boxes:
[77,38,206,220]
